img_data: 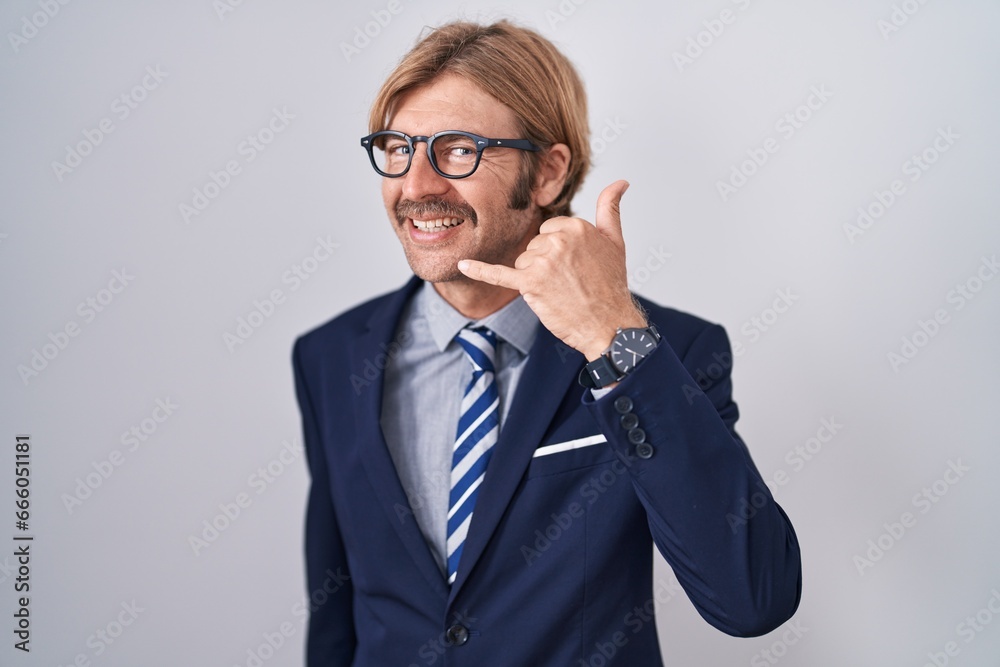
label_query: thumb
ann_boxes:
[595,180,630,244]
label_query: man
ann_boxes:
[293,20,801,666]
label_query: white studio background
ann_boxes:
[1,1,998,665]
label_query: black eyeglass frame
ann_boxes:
[360,130,542,179]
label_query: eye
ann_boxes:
[385,141,410,156]
[435,136,478,160]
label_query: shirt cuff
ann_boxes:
[590,386,615,400]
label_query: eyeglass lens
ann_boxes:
[372,132,479,177]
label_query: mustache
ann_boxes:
[395,199,477,225]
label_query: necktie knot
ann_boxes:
[456,326,497,374]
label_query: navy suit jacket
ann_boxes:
[293,276,801,666]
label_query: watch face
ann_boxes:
[610,329,657,374]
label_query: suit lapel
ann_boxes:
[352,276,450,602]
[448,326,583,600]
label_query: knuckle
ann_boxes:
[568,218,588,235]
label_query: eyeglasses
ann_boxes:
[360,130,541,179]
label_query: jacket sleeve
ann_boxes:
[293,338,357,665]
[582,323,802,637]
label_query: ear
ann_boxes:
[531,143,571,210]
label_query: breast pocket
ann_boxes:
[525,434,615,478]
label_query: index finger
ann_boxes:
[457,259,522,289]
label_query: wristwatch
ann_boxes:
[578,324,661,389]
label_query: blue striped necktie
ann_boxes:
[447,326,500,585]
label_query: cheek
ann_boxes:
[457,179,503,215]
[381,180,400,212]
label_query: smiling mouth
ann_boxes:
[411,217,464,231]
[397,198,477,232]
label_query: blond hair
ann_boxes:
[368,20,590,218]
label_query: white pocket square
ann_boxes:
[532,434,608,458]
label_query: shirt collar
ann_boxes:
[414,281,538,356]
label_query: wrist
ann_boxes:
[581,306,649,361]
[578,318,661,390]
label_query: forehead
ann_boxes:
[388,73,520,136]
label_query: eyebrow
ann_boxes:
[384,127,512,138]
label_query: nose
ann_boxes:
[401,143,450,201]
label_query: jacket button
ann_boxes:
[627,427,646,445]
[446,624,469,646]
[619,413,639,430]
[635,442,654,459]
[614,396,634,414]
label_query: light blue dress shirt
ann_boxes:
[381,282,540,575]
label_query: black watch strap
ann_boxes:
[579,355,621,389]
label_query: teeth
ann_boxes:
[412,217,462,231]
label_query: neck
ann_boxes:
[432,279,519,320]
[426,206,543,319]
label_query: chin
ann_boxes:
[415,269,465,284]
[404,257,464,284]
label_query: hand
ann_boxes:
[458,180,647,360]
